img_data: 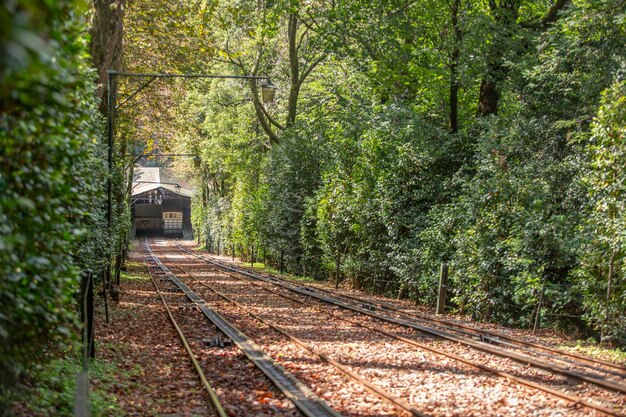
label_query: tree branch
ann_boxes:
[249,79,281,144]
[297,54,326,90]
[520,0,570,29]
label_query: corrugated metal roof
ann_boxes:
[132,167,194,198]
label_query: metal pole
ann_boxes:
[80,271,95,359]
[232,243,235,261]
[112,72,269,81]
[335,248,341,289]
[280,250,284,274]
[104,70,116,324]
[533,276,547,334]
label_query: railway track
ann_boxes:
[161,257,429,417]
[238,268,626,378]
[143,239,342,417]
[299,285,626,377]
[168,240,626,416]
[155,244,554,416]
[176,244,626,386]
[143,248,227,417]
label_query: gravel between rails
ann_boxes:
[146,240,302,417]
[156,241,622,417]
[199,243,626,371]
[155,252,408,416]
[180,246,626,414]
[220,261,626,415]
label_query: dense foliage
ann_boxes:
[0,0,107,386]
[121,0,625,343]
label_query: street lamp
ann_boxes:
[261,80,277,103]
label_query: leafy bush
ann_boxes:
[0,346,125,417]
[576,80,626,344]
[0,0,106,387]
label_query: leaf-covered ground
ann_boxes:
[95,246,299,416]
[94,240,626,416]
[94,257,214,416]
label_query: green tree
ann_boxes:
[578,79,626,343]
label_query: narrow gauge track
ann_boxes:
[144,239,341,417]
[299,285,626,374]
[162,256,428,417]
[143,249,227,417]
[248,270,626,378]
[172,241,626,416]
[297,284,626,378]
[158,247,595,417]
[177,243,626,390]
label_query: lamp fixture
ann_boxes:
[261,80,277,103]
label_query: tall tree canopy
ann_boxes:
[114,0,626,343]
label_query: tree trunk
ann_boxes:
[397,285,407,300]
[477,0,520,117]
[478,78,500,116]
[477,0,570,116]
[287,13,300,127]
[449,0,462,132]
[90,0,125,115]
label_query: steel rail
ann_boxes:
[290,288,626,379]
[212,259,626,374]
[145,240,342,417]
[176,245,626,395]
[171,245,626,417]
[184,248,625,373]
[294,283,626,375]
[141,246,227,417]
[163,258,428,417]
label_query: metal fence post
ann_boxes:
[533,276,548,334]
[436,263,449,315]
[80,271,95,358]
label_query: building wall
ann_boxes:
[135,204,162,218]
[162,198,184,213]
[132,195,191,236]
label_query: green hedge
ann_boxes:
[0,0,107,386]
